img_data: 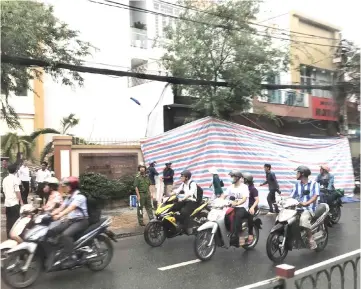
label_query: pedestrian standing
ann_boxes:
[18,160,31,204]
[2,163,23,237]
[36,161,51,205]
[162,161,174,197]
[260,163,280,214]
[148,161,159,208]
[208,167,224,198]
[1,158,9,201]
[134,163,154,226]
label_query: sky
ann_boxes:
[259,0,360,45]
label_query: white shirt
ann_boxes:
[224,183,249,209]
[18,165,30,182]
[36,169,51,183]
[2,174,20,207]
[175,180,198,201]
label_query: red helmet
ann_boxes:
[62,176,80,190]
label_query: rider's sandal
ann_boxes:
[239,238,246,246]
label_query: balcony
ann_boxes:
[254,90,312,119]
[130,27,148,49]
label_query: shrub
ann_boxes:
[79,172,136,203]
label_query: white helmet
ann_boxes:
[44,177,59,185]
[208,166,219,175]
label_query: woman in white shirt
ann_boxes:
[224,170,249,247]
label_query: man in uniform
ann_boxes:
[1,158,9,201]
[134,163,154,226]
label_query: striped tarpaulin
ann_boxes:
[140,117,355,207]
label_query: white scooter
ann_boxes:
[0,198,42,265]
[266,193,330,263]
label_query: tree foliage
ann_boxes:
[1,133,35,163]
[161,0,289,119]
[1,1,95,129]
[30,113,80,162]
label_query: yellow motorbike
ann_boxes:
[144,194,210,247]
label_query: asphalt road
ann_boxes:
[2,203,360,289]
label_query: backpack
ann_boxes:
[78,194,102,225]
[189,181,203,203]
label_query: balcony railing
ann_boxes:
[259,90,308,107]
[130,27,148,49]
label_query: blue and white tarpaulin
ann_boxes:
[141,117,355,207]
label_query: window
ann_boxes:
[300,65,335,98]
[267,74,281,104]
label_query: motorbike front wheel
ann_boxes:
[242,226,260,250]
[330,206,341,224]
[144,222,166,247]
[2,250,42,288]
[194,229,216,261]
[266,232,288,263]
[87,235,114,271]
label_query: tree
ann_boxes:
[1,1,95,129]
[30,113,80,162]
[1,133,35,164]
[161,0,289,119]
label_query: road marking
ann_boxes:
[158,259,201,271]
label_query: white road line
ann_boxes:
[158,259,201,271]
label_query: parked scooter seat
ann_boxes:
[82,217,107,235]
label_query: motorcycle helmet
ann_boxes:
[242,172,253,184]
[232,170,243,184]
[165,161,172,166]
[180,170,192,179]
[295,166,311,179]
[44,176,60,191]
[320,164,330,173]
[62,176,80,190]
[228,170,237,177]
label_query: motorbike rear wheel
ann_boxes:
[87,235,114,271]
[330,206,341,224]
[2,250,42,288]
[266,232,288,263]
[144,222,166,247]
[194,229,216,261]
[315,224,328,252]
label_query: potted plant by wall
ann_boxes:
[133,21,147,30]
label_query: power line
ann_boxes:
[90,0,341,48]
[2,54,341,90]
[256,12,289,24]
[157,0,340,41]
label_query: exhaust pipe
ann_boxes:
[313,231,326,242]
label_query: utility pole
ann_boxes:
[334,37,350,136]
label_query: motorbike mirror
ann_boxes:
[303,190,310,195]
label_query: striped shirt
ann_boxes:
[290,180,320,212]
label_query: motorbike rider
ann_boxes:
[291,166,320,250]
[316,165,335,203]
[242,172,259,244]
[42,177,63,212]
[173,170,199,234]
[50,176,89,267]
[223,170,249,246]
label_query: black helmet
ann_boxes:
[295,166,311,178]
[228,170,236,177]
[181,170,192,179]
[242,172,253,183]
[233,170,243,178]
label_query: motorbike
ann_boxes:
[266,194,329,263]
[0,198,43,265]
[144,193,210,247]
[194,197,262,261]
[319,185,344,225]
[1,213,117,288]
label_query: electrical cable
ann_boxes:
[157,0,340,41]
[88,0,342,48]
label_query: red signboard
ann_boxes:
[312,97,338,121]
